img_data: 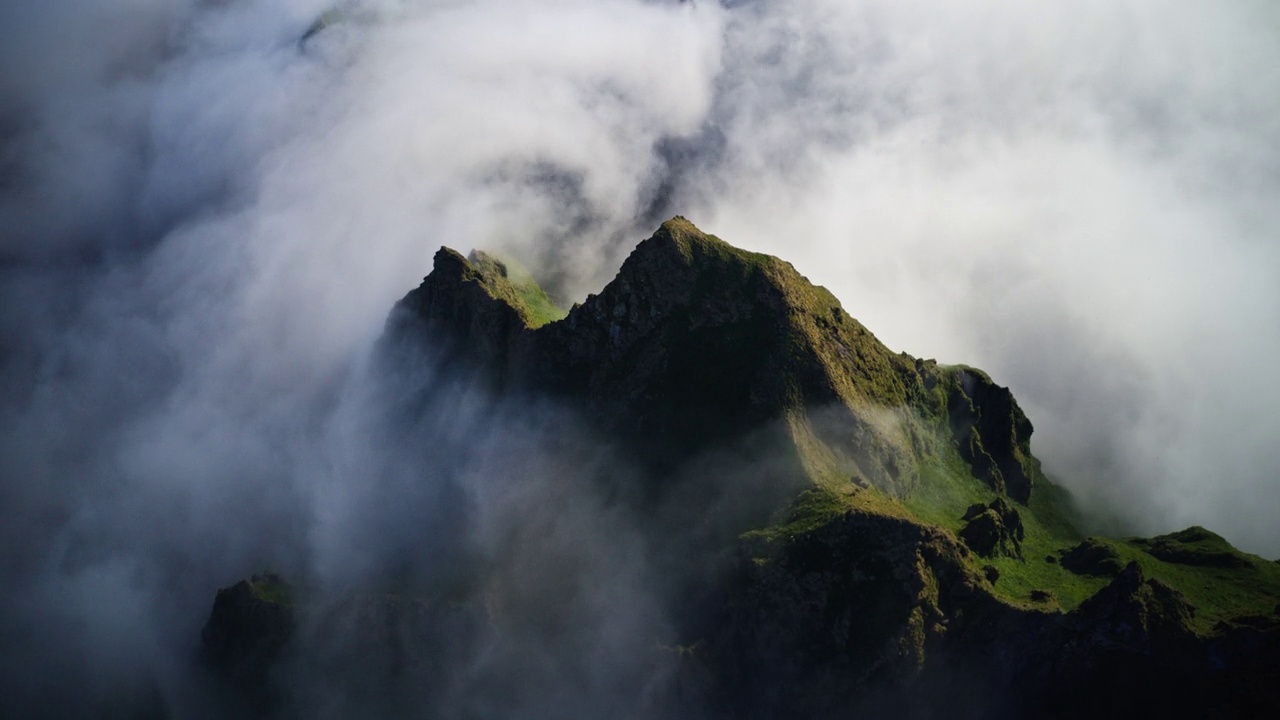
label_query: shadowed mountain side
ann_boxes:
[386,217,1038,508]
[204,218,1280,718]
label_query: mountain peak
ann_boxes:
[641,215,715,259]
[387,219,1042,512]
[207,219,1280,718]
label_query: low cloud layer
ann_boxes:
[2,0,1278,715]
[691,0,1280,548]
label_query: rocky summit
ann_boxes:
[206,219,1280,718]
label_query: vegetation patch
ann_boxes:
[248,573,294,606]
[468,250,567,328]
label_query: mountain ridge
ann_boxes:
[204,217,1280,718]
[388,217,1037,507]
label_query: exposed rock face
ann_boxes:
[711,542,1271,719]
[946,369,1038,503]
[385,247,534,381]
[707,511,1001,719]
[203,219,1280,718]
[1017,563,1206,718]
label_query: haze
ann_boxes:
[2,0,1278,715]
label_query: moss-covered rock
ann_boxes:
[946,368,1038,503]
[1061,537,1125,576]
[1076,562,1196,640]
[959,497,1026,558]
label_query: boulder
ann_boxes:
[1061,538,1124,576]
[959,497,1025,558]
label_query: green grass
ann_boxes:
[454,217,1280,632]
[1116,533,1280,632]
[656,221,1280,629]
[511,279,566,328]
[493,254,567,328]
[902,451,1105,611]
[249,574,293,606]
[985,539,1109,613]
[899,452,1280,624]
[1128,526,1252,568]
[743,487,854,542]
[903,453,996,532]
[980,473,1107,609]
[466,250,566,328]
[975,518,1280,628]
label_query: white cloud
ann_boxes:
[2,0,1279,713]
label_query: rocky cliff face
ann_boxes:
[206,218,1280,718]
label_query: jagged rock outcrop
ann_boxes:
[712,536,1275,718]
[705,509,1015,719]
[1070,561,1197,651]
[1015,563,1207,718]
[959,497,1026,558]
[385,247,537,381]
[945,368,1038,503]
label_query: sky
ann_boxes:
[2,0,1279,715]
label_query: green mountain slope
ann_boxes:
[208,218,1280,718]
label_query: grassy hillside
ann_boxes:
[409,217,1279,635]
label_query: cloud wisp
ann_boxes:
[2,0,1279,715]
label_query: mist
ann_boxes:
[2,0,1278,716]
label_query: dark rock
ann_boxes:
[1045,554,1057,564]
[384,217,937,511]
[958,497,1025,558]
[1075,562,1196,646]
[201,574,296,708]
[1017,563,1221,718]
[707,511,1003,719]
[1060,538,1125,576]
[383,218,1056,511]
[946,369,1039,503]
[1029,590,1052,603]
[983,565,1000,584]
[202,575,490,717]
